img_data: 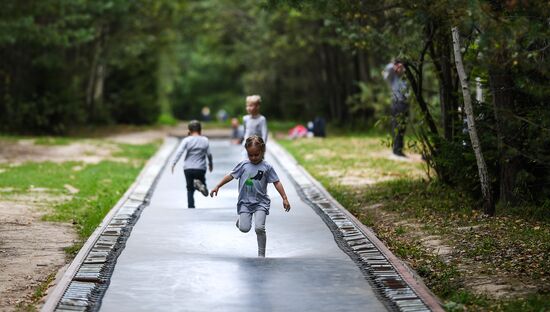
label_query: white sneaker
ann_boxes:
[193,179,208,196]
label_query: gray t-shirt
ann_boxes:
[383,63,408,102]
[243,114,268,142]
[172,135,212,170]
[230,159,279,214]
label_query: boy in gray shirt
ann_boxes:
[210,135,290,257]
[243,95,268,143]
[171,120,213,208]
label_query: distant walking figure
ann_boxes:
[210,135,290,257]
[383,59,409,157]
[171,120,213,208]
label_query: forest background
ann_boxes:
[1,1,549,228]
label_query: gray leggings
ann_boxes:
[238,210,267,257]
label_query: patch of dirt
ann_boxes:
[0,192,77,311]
[0,127,179,311]
[0,124,231,166]
[0,124,188,165]
[0,141,124,164]
[339,176,393,186]
[345,150,424,163]
[387,152,424,163]
[420,236,454,257]
[362,205,539,300]
[466,276,538,299]
[106,129,170,145]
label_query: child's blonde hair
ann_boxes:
[244,135,266,156]
[246,95,262,104]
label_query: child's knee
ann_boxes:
[255,224,265,234]
[239,224,251,233]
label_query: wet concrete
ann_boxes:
[100,140,387,312]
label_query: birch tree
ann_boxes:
[451,26,494,215]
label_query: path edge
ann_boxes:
[41,137,179,312]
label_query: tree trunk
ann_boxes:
[86,38,101,112]
[357,51,370,82]
[86,25,106,122]
[437,38,457,141]
[428,22,458,142]
[452,27,495,215]
[323,44,337,121]
[489,65,521,205]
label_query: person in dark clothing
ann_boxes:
[171,120,213,208]
[383,60,409,157]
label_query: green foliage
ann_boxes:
[2,0,550,211]
[281,135,550,309]
[0,0,193,133]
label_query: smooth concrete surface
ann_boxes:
[100,140,387,312]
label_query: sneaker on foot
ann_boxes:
[193,179,208,196]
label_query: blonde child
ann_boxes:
[210,135,290,257]
[171,120,213,208]
[243,95,268,143]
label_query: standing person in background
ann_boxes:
[243,95,268,143]
[383,59,409,157]
[171,120,213,209]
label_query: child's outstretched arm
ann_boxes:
[210,174,234,197]
[273,181,290,212]
[171,141,187,174]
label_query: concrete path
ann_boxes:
[100,140,387,312]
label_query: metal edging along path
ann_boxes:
[267,140,444,312]
[41,137,180,312]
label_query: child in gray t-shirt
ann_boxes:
[243,94,267,142]
[210,135,290,257]
[171,120,213,208]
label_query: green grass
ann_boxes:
[277,133,550,311]
[0,134,75,145]
[43,160,148,238]
[0,142,158,238]
[0,133,160,311]
[113,142,162,160]
[279,135,425,184]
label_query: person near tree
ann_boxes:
[383,59,410,157]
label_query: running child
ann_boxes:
[210,135,290,257]
[171,120,213,209]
